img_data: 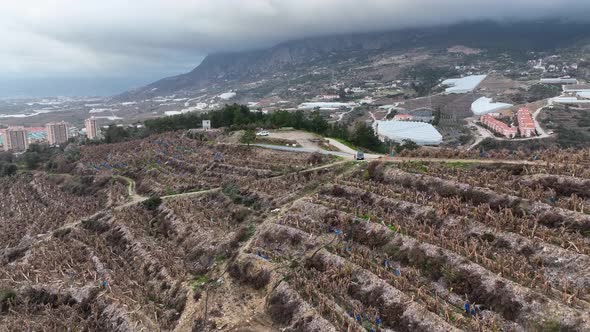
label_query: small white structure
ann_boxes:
[219,92,237,100]
[442,75,487,94]
[202,120,211,130]
[563,85,590,93]
[540,78,578,85]
[551,97,590,105]
[297,102,354,110]
[471,97,513,115]
[376,120,443,145]
[360,97,374,105]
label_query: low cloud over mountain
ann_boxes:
[1,0,589,96]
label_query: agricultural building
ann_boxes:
[376,120,442,145]
[471,97,513,115]
[442,75,487,94]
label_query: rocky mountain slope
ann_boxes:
[119,21,590,101]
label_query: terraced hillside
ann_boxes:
[78,132,332,196]
[1,133,589,331]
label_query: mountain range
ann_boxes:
[118,21,590,101]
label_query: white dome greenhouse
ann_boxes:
[376,121,443,146]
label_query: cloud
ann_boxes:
[0,0,589,93]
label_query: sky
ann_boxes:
[1,0,589,97]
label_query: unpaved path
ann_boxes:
[325,138,381,159]
[254,141,381,160]
[263,130,323,150]
[261,130,380,159]
[161,187,222,200]
[253,143,352,158]
[532,104,551,138]
[336,106,356,122]
[382,156,545,165]
[113,175,149,208]
[465,117,493,150]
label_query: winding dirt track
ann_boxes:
[254,142,547,166]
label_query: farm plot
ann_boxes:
[0,174,120,251]
[0,189,259,331]
[233,161,590,332]
[79,133,331,196]
[3,133,590,331]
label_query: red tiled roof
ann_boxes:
[480,115,517,137]
[516,108,535,130]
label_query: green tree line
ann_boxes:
[139,104,387,153]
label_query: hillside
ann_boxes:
[119,21,590,100]
[2,132,590,331]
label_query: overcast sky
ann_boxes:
[1,0,589,97]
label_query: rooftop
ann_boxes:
[552,97,590,104]
[481,115,517,133]
[471,97,513,115]
[376,120,442,145]
[517,108,535,130]
[297,102,354,110]
[563,84,590,92]
[442,75,487,94]
[540,78,578,84]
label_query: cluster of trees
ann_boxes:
[394,139,420,154]
[432,108,442,126]
[555,127,590,148]
[102,125,149,144]
[509,84,562,105]
[0,143,82,178]
[405,65,460,97]
[0,152,17,177]
[527,84,562,103]
[81,104,388,153]
[145,104,388,153]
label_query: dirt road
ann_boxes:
[254,143,382,160]
[465,117,493,150]
[382,156,544,165]
[325,138,381,159]
[261,130,381,159]
[255,142,547,166]
[262,130,323,150]
[532,105,552,138]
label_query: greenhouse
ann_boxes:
[442,75,487,94]
[376,120,443,146]
[471,97,513,115]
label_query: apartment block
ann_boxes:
[46,122,70,145]
[480,115,517,138]
[1,126,29,152]
[85,117,100,140]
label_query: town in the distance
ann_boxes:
[2,73,589,153]
[1,116,105,152]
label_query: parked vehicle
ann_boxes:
[256,131,270,136]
